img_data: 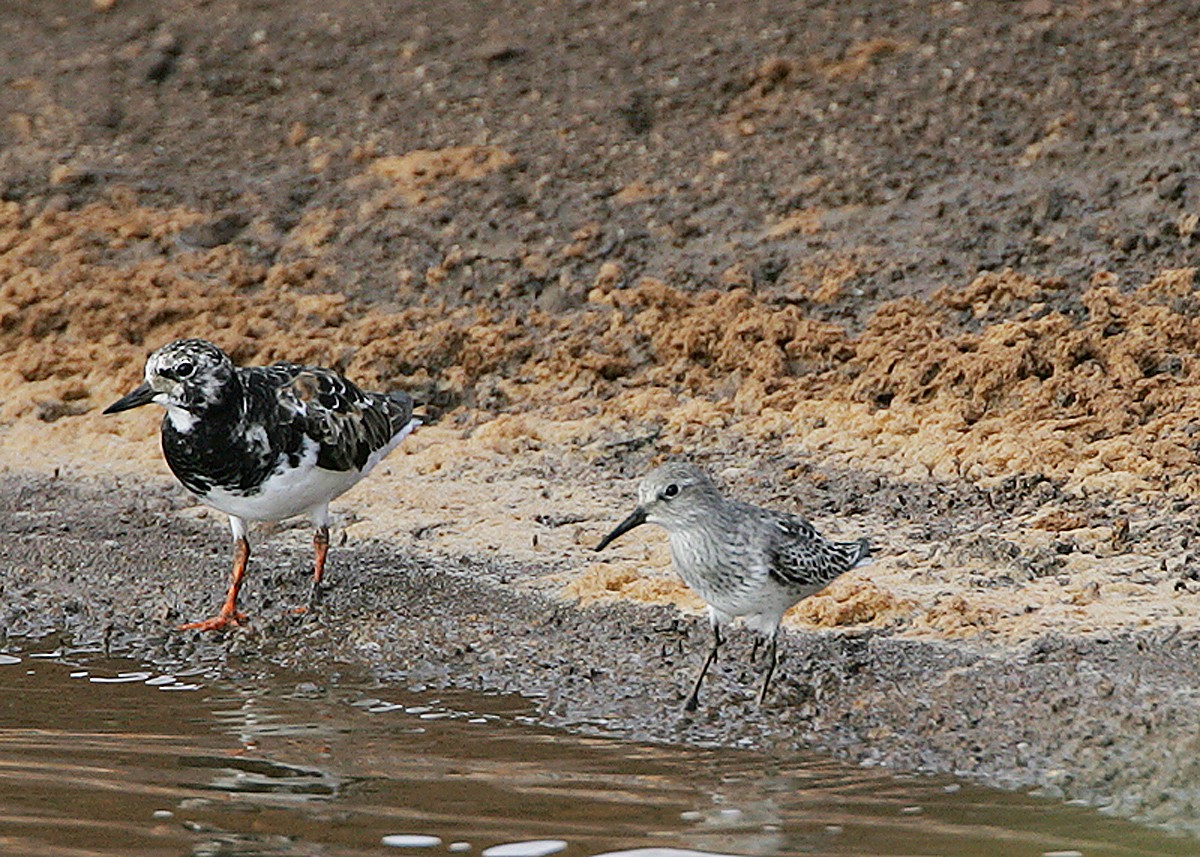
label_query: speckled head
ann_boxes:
[104,339,236,428]
[594,461,721,550]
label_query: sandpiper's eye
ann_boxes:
[663,483,680,499]
[175,361,195,378]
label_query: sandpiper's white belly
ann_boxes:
[670,530,817,633]
[695,577,796,627]
[198,418,418,522]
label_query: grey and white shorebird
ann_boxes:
[104,338,419,632]
[594,462,870,710]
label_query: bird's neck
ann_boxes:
[164,403,199,433]
[661,499,725,536]
[163,373,243,436]
[195,371,243,416]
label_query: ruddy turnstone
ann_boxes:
[104,338,419,631]
[595,462,870,710]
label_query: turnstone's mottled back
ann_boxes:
[104,338,420,631]
[595,462,870,710]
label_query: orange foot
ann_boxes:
[178,611,248,632]
[289,584,322,615]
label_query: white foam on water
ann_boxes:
[382,834,443,848]
[368,703,406,713]
[90,674,147,684]
[482,840,568,857]
[588,844,744,849]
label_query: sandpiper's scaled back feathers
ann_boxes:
[104,338,420,631]
[595,462,870,710]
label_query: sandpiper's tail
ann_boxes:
[836,537,871,570]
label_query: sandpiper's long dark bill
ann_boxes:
[594,506,646,551]
[104,338,421,632]
[595,461,870,711]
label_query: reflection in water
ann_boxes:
[0,644,1194,857]
[183,754,340,798]
[595,852,741,857]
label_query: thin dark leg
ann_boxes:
[684,623,722,713]
[180,537,250,631]
[757,632,779,706]
[749,636,762,665]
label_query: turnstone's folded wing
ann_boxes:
[264,365,414,473]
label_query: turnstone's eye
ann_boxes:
[663,483,680,499]
[175,361,195,379]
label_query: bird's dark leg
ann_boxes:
[180,537,250,631]
[684,623,722,713]
[757,631,779,706]
[749,636,762,665]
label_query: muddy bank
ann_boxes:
[6,471,1200,835]
[3,0,1199,312]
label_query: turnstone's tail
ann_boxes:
[362,389,420,463]
[380,390,419,436]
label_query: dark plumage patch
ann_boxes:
[763,510,869,590]
[274,366,414,471]
[159,350,415,499]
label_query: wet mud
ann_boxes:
[7,472,1200,837]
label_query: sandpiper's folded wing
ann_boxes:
[763,511,866,590]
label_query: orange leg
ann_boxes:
[312,525,330,588]
[179,537,250,631]
[293,526,330,614]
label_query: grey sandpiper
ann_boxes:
[594,461,870,710]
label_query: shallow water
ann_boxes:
[0,644,1191,857]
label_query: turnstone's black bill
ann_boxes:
[105,338,420,632]
[595,462,870,711]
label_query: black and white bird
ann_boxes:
[104,338,419,631]
[595,462,870,710]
